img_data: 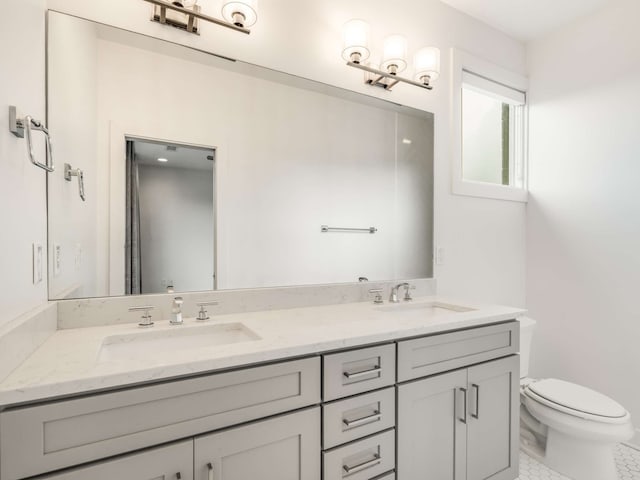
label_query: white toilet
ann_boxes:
[519,317,634,480]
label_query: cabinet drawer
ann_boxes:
[323,387,395,449]
[323,344,395,401]
[323,429,395,480]
[0,357,320,480]
[37,440,193,479]
[397,322,519,381]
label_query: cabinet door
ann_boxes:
[397,370,467,480]
[466,356,519,480]
[194,407,320,480]
[40,440,193,480]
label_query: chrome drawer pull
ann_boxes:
[343,366,381,379]
[343,454,381,475]
[207,462,214,480]
[471,383,480,419]
[458,387,468,424]
[343,410,382,428]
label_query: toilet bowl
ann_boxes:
[518,317,634,480]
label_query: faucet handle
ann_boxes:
[196,301,219,321]
[403,284,416,301]
[368,288,384,304]
[129,305,155,328]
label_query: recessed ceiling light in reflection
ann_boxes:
[157,158,169,163]
[402,138,412,144]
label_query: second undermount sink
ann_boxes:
[97,323,261,363]
[376,301,475,314]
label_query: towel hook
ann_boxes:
[9,106,55,172]
[64,164,86,201]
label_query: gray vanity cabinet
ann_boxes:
[38,440,193,480]
[397,355,519,480]
[397,369,467,480]
[466,356,519,480]
[194,407,321,480]
[0,357,320,480]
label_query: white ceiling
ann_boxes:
[134,140,214,171]
[438,0,612,41]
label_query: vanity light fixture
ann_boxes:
[221,0,258,28]
[144,0,257,35]
[342,20,440,91]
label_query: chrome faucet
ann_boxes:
[170,296,184,325]
[390,283,411,303]
[129,305,155,328]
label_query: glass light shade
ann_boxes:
[414,47,440,83]
[382,35,408,73]
[342,19,370,63]
[222,0,258,28]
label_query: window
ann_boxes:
[452,50,528,202]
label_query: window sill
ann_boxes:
[452,178,528,203]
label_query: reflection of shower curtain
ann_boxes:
[125,141,142,294]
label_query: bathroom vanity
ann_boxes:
[0,9,520,480]
[0,298,522,480]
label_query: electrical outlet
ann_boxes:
[435,246,445,266]
[53,244,61,277]
[32,243,43,284]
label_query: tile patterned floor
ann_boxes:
[517,444,640,480]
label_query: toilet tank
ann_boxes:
[518,316,537,378]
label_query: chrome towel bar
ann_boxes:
[321,225,377,234]
[9,106,54,172]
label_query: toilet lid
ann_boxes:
[525,379,627,419]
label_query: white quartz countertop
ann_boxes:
[0,297,525,406]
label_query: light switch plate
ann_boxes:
[32,243,43,284]
[53,243,61,277]
[435,246,445,265]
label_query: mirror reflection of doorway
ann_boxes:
[125,138,216,294]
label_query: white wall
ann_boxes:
[0,0,47,327]
[95,37,431,291]
[47,0,528,306]
[527,0,640,441]
[47,13,98,299]
[138,164,214,294]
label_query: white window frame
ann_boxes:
[451,48,529,202]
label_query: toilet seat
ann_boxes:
[524,379,630,424]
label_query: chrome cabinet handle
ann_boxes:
[458,387,468,424]
[342,453,381,475]
[343,410,381,428]
[207,462,214,480]
[343,366,381,379]
[471,383,480,419]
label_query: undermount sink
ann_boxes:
[97,323,261,363]
[376,301,475,314]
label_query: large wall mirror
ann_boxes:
[46,11,434,300]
